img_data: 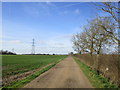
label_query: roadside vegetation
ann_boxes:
[73,57,118,88]
[71,2,119,88]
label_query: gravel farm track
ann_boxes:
[23,56,93,88]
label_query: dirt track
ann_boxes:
[23,56,93,88]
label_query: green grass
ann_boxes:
[2,55,67,77]
[3,63,56,88]
[73,56,118,88]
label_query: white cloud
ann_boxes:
[0,35,14,39]
[23,6,40,17]
[1,40,22,44]
[54,43,64,45]
[38,40,46,44]
[60,9,80,15]
[46,2,56,7]
[63,11,69,14]
[47,41,65,47]
[58,3,81,9]
[23,2,54,17]
[74,9,80,14]
[62,34,73,38]
[2,38,75,54]
[34,33,75,54]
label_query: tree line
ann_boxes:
[72,2,119,54]
[0,50,16,55]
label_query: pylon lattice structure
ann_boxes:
[31,39,35,54]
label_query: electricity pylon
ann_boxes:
[31,39,35,54]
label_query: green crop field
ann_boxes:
[2,55,67,77]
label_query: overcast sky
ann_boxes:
[1,2,106,54]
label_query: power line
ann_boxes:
[31,39,35,54]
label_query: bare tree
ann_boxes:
[72,21,96,54]
[72,2,119,54]
[72,16,117,54]
[96,2,120,45]
[90,16,117,54]
[72,33,87,54]
[96,2,119,25]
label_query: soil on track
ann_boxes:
[23,56,93,88]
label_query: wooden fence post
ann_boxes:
[96,54,100,75]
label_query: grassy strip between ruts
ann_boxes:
[2,60,60,89]
[73,56,118,88]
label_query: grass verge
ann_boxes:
[2,63,57,88]
[73,56,118,88]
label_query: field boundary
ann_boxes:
[73,56,118,88]
[3,63,53,86]
[73,54,119,86]
[2,57,65,88]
